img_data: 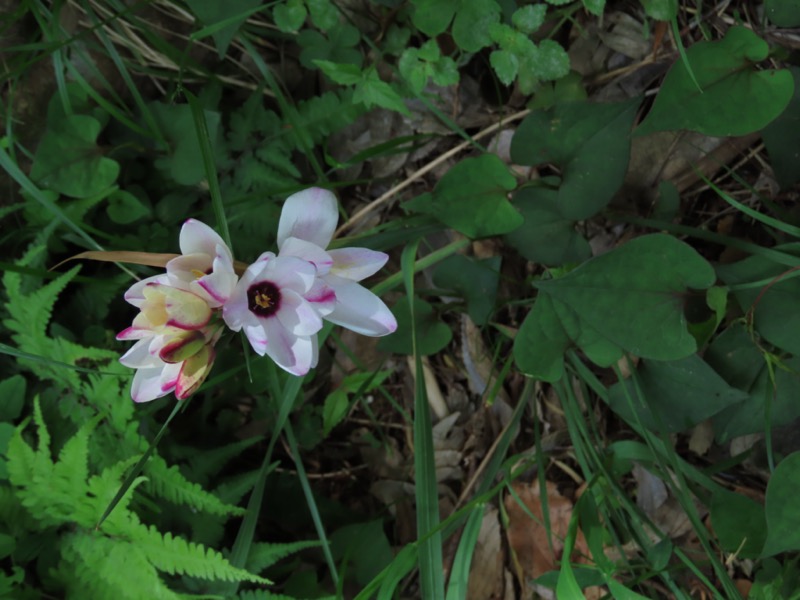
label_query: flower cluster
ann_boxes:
[118,189,397,403]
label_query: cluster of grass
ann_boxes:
[2,0,800,598]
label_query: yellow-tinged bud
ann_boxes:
[175,344,214,399]
[159,329,206,364]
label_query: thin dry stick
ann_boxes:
[335,108,532,237]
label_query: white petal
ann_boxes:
[279,236,333,275]
[324,278,397,336]
[244,323,269,356]
[223,279,254,332]
[277,188,338,250]
[329,248,388,281]
[130,361,180,403]
[194,249,238,307]
[180,219,230,260]
[267,256,316,294]
[124,274,169,306]
[120,338,159,368]
[304,279,336,317]
[276,289,324,336]
[263,318,299,373]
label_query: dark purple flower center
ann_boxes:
[247,281,281,317]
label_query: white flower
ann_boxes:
[117,219,235,402]
[276,187,397,337]
[222,252,336,376]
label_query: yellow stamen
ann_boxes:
[254,292,272,309]
[191,269,206,279]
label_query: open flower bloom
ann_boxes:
[222,253,336,376]
[276,187,397,337]
[118,282,223,402]
[117,219,235,402]
[164,219,238,307]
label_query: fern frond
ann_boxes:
[285,90,362,150]
[180,436,262,484]
[3,245,116,389]
[62,531,180,600]
[145,455,245,517]
[134,524,270,584]
[245,541,321,575]
[238,591,328,600]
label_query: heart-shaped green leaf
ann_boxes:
[511,98,640,220]
[378,297,452,356]
[504,187,592,265]
[514,234,715,380]
[31,114,119,199]
[637,26,794,136]
[607,354,748,432]
[405,154,520,238]
[763,452,800,556]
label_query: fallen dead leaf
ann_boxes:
[504,480,600,599]
[466,505,506,600]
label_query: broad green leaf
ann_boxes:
[314,60,362,84]
[716,244,800,356]
[511,98,641,220]
[273,0,307,33]
[411,0,455,37]
[490,50,519,86]
[106,190,151,224]
[433,255,501,326]
[607,354,749,432]
[705,324,800,442]
[299,24,362,69]
[765,0,800,26]
[581,0,605,17]
[307,0,338,30]
[322,389,349,437]
[710,489,766,558]
[150,102,222,186]
[637,26,794,136]
[451,0,500,51]
[527,40,570,81]
[0,375,26,421]
[763,452,800,556]
[30,114,119,198]
[330,521,393,585]
[528,72,587,110]
[191,0,262,57]
[639,0,677,20]
[513,293,571,382]
[404,154,520,238]
[514,234,716,380]
[504,187,592,266]
[686,286,727,348]
[762,67,800,189]
[512,5,546,34]
[355,74,411,116]
[377,297,452,356]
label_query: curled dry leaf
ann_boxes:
[504,480,598,599]
[52,250,249,275]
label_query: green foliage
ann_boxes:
[30,114,120,199]
[315,61,410,116]
[765,0,800,26]
[762,67,800,189]
[411,0,500,52]
[405,154,520,238]
[273,0,307,33]
[507,98,639,264]
[607,354,749,432]
[322,371,391,436]
[378,296,452,356]
[639,0,678,20]
[514,234,716,381]
[637,26,794,136]
[432,254,501,325]
[488,7,570,93]
[763,452,800,556]
[398,40,459,95]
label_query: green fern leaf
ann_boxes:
[285,90,362,149]
[246,540,321,575]
[3,245,116,389]
[62,531,179,600]
[145,455,245,516]
[135,524,271,584]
